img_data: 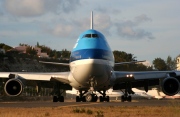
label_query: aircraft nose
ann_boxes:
[72,59,109,86]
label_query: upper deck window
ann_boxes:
[84,34,99,38]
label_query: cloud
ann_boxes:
[4,0,44,17]
[134,14,152,24]
[72,13,112,35]
[60,0,80,13]
[0,30,37,38]
[45,23,73,37]
[3,0,80,17]
[0,10,3,16]
[95,6,121,15]
[114,14,155,40]
[94,14,111,35]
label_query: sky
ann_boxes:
[0,0,180,65]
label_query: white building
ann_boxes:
[176,57,180,70]
[10,46,49,58]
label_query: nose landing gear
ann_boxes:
[85,93,98,102]
[76,92,98,102]
[76,90,109,102]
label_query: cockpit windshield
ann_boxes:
[84,34,99,38]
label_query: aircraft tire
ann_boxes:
[82,96,86,102]
[99,96,103,102]
[127,96,132,102]
[53,96,58,102]
[59,96,64,102]
[76,96,80,102]
[106,96,110,102]
[85,94,93,102]
[93,94,98,102]
[121,96,125,102]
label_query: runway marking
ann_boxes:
[59,103,99,108]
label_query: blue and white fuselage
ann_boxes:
[69,29,115,91]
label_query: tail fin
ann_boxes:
[90,11,93,29]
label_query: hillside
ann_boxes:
[0,55,69,72]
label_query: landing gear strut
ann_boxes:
[51,83,65,102]
[76,90,87,102]
[98,90,110,102]
[121,82,134,102]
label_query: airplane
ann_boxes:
[0,11,180,102]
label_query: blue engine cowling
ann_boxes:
[161,77,180,96]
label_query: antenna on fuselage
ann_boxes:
[90,11,93,29]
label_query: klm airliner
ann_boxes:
[0,12,180,102]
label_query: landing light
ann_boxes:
[126,74,133,77]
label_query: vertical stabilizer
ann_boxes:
[90,11,93,29]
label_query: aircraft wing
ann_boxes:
[0,72,70,84]
[39,61,69,66]
[113,70,180,94]
[0,72,72,96]
[114,71,172,81]
[115,60,145,65]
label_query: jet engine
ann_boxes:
[4,79,23,96]
[161,77,180,96]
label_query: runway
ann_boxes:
[0,100,179,108]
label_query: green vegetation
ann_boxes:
[153,56,177,70]
[0,42,179,71]
[0,43,13,52]
[113,50,153,71]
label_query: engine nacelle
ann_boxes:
[161,77,180,96]
[4,79,23,96]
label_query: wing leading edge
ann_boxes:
[0,72,70,83]
[0,72,71,97]
[113,70,180,96]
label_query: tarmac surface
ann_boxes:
[0,99,179,108]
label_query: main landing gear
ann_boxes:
[53,95,64,102]
[51,83,65,102]
[121,95,132,102]
[98,90,110,102]
[120,87,134,102]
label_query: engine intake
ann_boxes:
[4,79,23,96]
[162,77,180,96]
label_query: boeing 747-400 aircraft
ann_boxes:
[0,12,180,102]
